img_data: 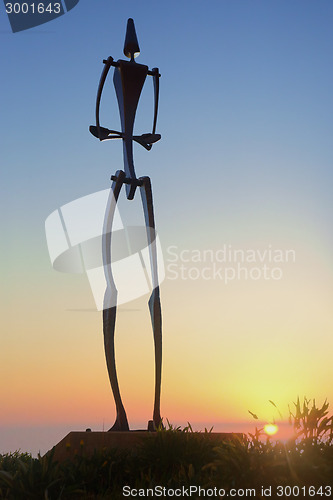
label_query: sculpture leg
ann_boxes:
[102,170,129,431]
[140,176,162,429]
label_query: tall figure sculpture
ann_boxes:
[90,19,162,431]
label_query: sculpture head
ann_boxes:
[123,18,140,61]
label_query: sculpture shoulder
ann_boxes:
[116,59,149,73]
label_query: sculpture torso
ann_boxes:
[113,60,148,199]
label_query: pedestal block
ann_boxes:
[49,431,244,462]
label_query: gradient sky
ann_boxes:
[1,0,333,456]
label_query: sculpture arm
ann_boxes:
[151,67,160,135]
[89,56,122,141]
[130,67,161,151]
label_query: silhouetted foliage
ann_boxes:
[0,400,332,499]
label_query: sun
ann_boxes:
[264,424,278,436]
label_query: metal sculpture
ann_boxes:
[89,18,162,431]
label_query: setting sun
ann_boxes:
[264,424,278,436]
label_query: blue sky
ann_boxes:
[2,1,332,240]
[1,0,333,455]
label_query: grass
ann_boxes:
[0,399,332,499]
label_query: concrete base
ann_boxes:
[49,431,244,463]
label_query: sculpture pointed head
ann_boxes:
[123,18,140,60]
